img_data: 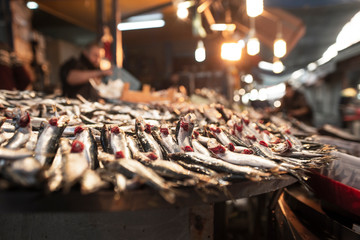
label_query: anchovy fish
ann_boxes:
[175,113,196,150]
[135,117,163,159]
[169,152,270,178]
[100,154,176,203]
[74,126,99,169]
[5,112,31,149]
[34,116,69,167]
[207,139,287,171]
[108,126,132,159]
[152,124,181,155]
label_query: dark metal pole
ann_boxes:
[96,0,104,42]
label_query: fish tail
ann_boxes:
[288,169,313,192]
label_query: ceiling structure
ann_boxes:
[31,0,360,79]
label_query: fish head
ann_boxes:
[19,112,31,128]
[71,140,84,153]
[207,139,226,154]
[111,126,120,134]
[135,117,145,131]
[74,126,85,135]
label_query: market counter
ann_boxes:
[0,176,296,240]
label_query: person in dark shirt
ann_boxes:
[60,42,112,101]
[279,82,313,125]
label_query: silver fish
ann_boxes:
[135,117,163,159]
[34,116,69,167]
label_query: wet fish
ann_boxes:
[34,116,69,167]
[3,157,42,187]
[81,169,109,194]
[152,124,181,155]
[175,113,196,150]
[109,126,131,159]
[207,139,287,171]
[4,112,31,149]
[169,152,270,178]
[135,117,163,159]
[62,140,89,192]
[100,154,176,203]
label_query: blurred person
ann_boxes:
[60,42,112,101]
[277,82,313,125]
[0,43,32,91]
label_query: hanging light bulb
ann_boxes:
[274,23,287,58]
[273,59,284,74]
[247,19,260,56]
[221,42,242,61]
[177,6,189,19]
[274,38,286,58]
[195,40,206,62]
[246,0,263,18]
[176,1,193,19]
[247,37,260,56]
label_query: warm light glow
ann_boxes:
[274,100,281,108]
[246,0,263,17]
[195,40,206,62]
[100,59,111,70]
[221,43,242,61]
[238,39,245,48]
[27,1,39,9]
[244,74,253,84]
[258,89,267,101]
[238,88,246,95]
[177,7,189,19]
[210,23,236,32]
[242,93,250,104]
[117,20,165,31]
[233,95,240,102]
[258,61,273,71]
[250,89,259,101]
[127,13,163,22]
[274,38,287,58]
[247,37,260,56]
[273,59,284,74]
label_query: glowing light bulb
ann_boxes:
[247,37,260,56]
[27,1,39,9]
[246,0,263,18]
[177,7,189,19]
[274,38,287,58]
[221,42,242,61]
[195,40,206,62]
[244,74,253,84]
[273,59,284,74]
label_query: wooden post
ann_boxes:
[111,0,123,68]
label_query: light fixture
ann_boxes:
[307,62,317,71]
[195,40,206,62]
[274,100,281,108]
[27,1,39,9]
[177,6,189,19]
[247,37,260,56]
[117,20,165,31]
[176,1,193,19]
[127,13,163,22]
[210,23,236,32]
[221,42,242,61]
[246,0,263,18]
[247,19,260,56]
[258,61,273,71]
[273,58,284,74]
[274,38,286,58]
[244,74,253,84]
[273,24,287,58]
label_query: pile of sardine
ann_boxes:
[0,90,332,203]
